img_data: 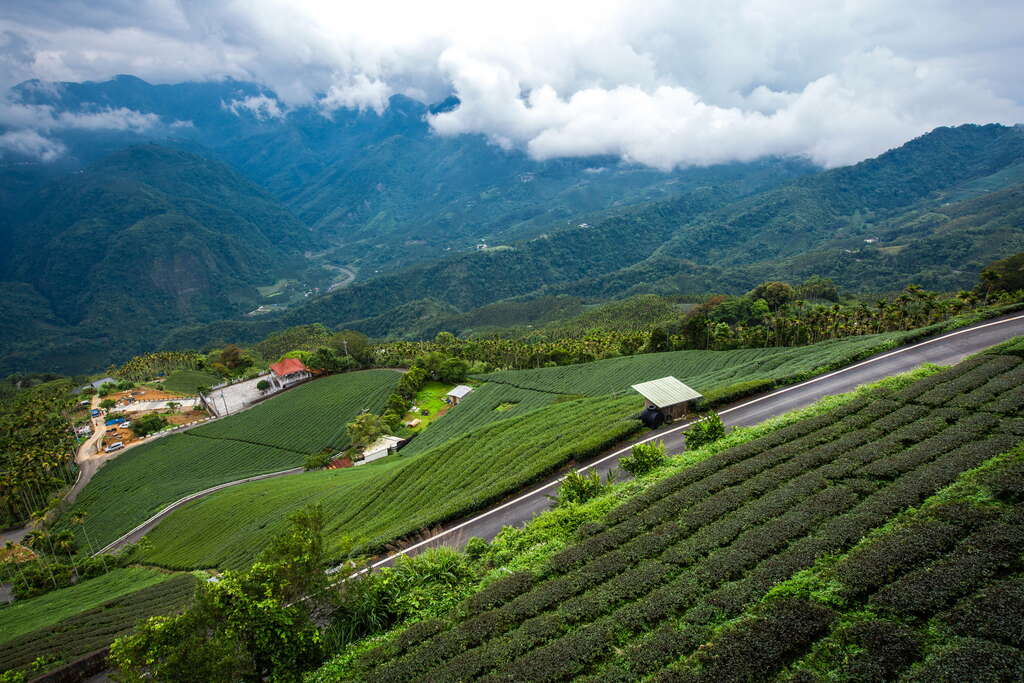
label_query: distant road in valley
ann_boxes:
[327,267,356,293]
[361,311,1024,570]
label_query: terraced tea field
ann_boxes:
[476,332,904,397]
[0,572,196,678]
[137,393,641,569]
[0,567,171,644]
[57,370,400,550]
[335,349,1024,681]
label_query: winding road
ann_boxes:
[356,311,1024,570]
[96,312,1024,561]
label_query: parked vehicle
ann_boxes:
[104,442,124,453]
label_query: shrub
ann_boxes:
[686,411,726,450]
[256,379,270,392]
[620,442,668,477]
[556,470,607,507]
[303,452,333,470]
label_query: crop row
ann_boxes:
[0,573,196,676]
[362,381,1018,681]
[138,393,643,569]
[192,369,400,453]
[59,436,304,550]
[399,383,558,457]
[476,334,902,397]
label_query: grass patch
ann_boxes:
[0,568,170,644]
[403,381,455,431]
[158,369,219,395]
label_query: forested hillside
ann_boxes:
[163,124,1024,355]
[0,145,318,373]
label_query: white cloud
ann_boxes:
[0,128,65,161]
[223,94,286,120]
[319,74,391,115]
[1,1,1023,168]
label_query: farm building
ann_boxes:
[268,358,312,388]
[447,385,474,405]
[357,435,404,465]
[73,377,118,394]
[631,376,702,427]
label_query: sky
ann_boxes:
[1,0,1023,168]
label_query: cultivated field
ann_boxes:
[158,369,220,395]
[0,572,196,677]
[476,333,904,397]
[0,567,171,644]
[137,393,641,569]
[133,334,925,569]
[338,350,1024,681]
[58,370,400,550]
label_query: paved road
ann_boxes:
[358,311,1024,570]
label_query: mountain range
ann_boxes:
[1,75,1023,374]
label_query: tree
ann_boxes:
[749,281,796,311]
[346,412,385,453]
[131,413,168,437]
[109,506,327,682]
[256,380,271,393]
[438,357,470,383]
[330,330,371,364]
[99,398,116,411]
[645,327,671,353]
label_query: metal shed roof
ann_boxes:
[447,385,474,399]
[631,376,702,407]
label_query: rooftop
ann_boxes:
[447,385,474,399]
[269,358,309,377]
[631,376,702,407]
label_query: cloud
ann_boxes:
[223,94,286,120]
[1,1,1023,168]
[0,128,65,161]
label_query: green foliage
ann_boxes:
[0,573,197,679]
[130,412,168,437]
[347,412,386,454]
[555,470,608,507]
[57,371,400,550]
[0,379,77,526]
[135,393,642,569]
[110,506,329,682]
[0,568,170,645]
[619,441,668,477]
[477,333,904,397]
[332,351,1024,682]
[304,452,333,471]
[686,410,727,449]
[160,369,220,395]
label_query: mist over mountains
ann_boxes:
[1,75,1023,374]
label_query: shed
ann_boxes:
[631,376,702,425]
[447,385,474,405]
[74,377,118,395]
[357,435,404,466]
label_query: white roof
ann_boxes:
[363,434,402,456]
[631,376,702,407]
[447,385,474,399]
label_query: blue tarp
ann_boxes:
[104,417,126,426]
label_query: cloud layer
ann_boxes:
[1,0,1023,167]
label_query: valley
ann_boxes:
[1,45,1024,681]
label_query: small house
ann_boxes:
[631,376,702,427]
[268,358,312,389]
[74,377,118,395]
[447,385,474,405]
[357,435,404,465]
[405,418,422,428]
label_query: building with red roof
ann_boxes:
[269,358,312,388]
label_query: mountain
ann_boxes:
[6,76,818,276]
[0,145,318,373]
[159,124,1024,352]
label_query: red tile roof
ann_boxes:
[270,358,309,377]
